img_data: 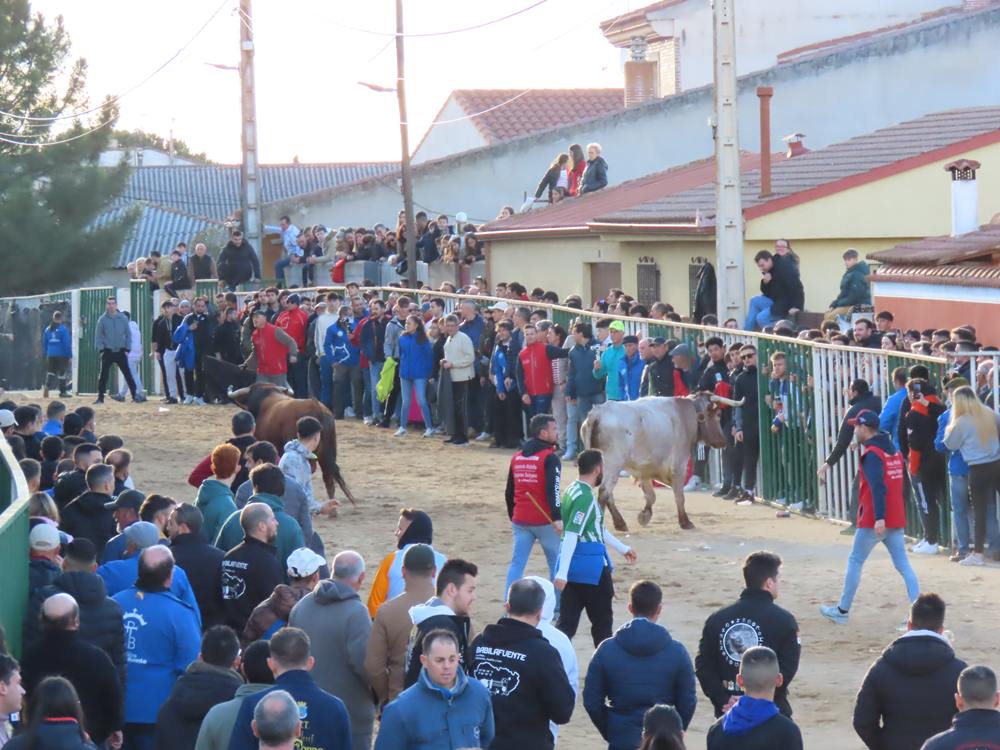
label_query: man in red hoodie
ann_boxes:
[516,324,569,418]
[275,293,309,397]
[244,309,298,389]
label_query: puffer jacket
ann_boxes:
[155,661,244,750]
[584,617,697,750]
[831,260,872,308]
[242,582,313,644]
[4,719,97,750]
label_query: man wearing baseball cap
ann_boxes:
[100,489,145,564]
[820,409,920,624]
[28,524,63,596]
[593,320,627,401]
[242,547,326,644]
[0,408,17,437]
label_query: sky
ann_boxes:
[32,0,630,164]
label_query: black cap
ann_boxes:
[622,335,640,345]
[104,488,144,511]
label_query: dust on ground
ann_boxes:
[26,394,1000,750]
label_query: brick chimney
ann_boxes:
[782,132,808,158]
[945,159,981,236]
[624,36,656,108]
[757,87,774,197]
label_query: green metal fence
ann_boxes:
[130,280,154,392]
[0,437,30,657]
[77,287,115,394]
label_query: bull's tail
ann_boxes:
[580,411,597,450]
[330,462,358,506]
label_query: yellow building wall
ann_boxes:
[487,237,608,298]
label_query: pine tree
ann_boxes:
[0,0,137,295]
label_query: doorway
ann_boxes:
[589,262,622,305]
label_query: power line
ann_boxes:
[405,90,533,127]
[0,0,231,125]
[0,109,121,147]
[312,0,549,38]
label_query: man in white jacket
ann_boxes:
[527,575,578,744]
[117,312,145,400]
[441,314,475,446]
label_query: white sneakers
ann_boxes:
[911,540,940,555]
[363,417,374,426]
[959,552,986,566]
[683,475,702,492]
[393,427,407,437]
[345,407,356,418]
[423,429,435,438]
[475,432,491,442]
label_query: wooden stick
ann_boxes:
[525,491,562,533]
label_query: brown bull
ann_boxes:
[228,383,356,504]
[581,392,742,531]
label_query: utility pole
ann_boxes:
[711,0,744,321]
[239,0,263,263]
[396,0,418,288]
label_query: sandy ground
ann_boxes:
[17,393,1000,750]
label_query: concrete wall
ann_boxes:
[874,283,1000,334]
[270,9,1000,233]
[411,97,487,165]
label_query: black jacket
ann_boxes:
[28,556,62,597]
[404,599,474,690]
[212,321,243,364]
[901,390,947,471]
[706,710,803,750]
[580,156,608,194]
[171,532,226,629]
[3,720,97,750]
[20,630,124,744]
[53,468,88,510]
[695,588,801,717]
[921,708,1000,750]
[504,438,562,521]
[641,355,675,397]
[732,366,760,433]
[825,390,882,467]
[471,618,575,750]
[854,633,967,750]
[189,252,216,281]
[155,661,244,749]
[221,535,283,634]
[762,255,804,317]
[534,164,564,200]
[693,261,718,324]
[218,240,260,286]
[60,490,117,558]
[24,570,126,684]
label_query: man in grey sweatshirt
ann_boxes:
[288,550,373,750]
[94,296,143,404]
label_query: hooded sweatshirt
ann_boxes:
[194,682,271,750]
[584,617,697,750]
[278,439,319,509]
[526,577,579,742]
[404,597,474,689]
[854,631,967,750]
[707,696,802,750]
[98,551,201,625]
[60,490,117,558]
[196,479,239,546]
[368,511,448,617]
[471,617,575,750]
[155,661,244,749]
[220,536,284,634]
[215,492,305,572]
[288,579,375,746]
[921,708,1000,750]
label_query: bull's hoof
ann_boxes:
[613,518,629,533]
[679,517,695,530]
[637,508,653,527]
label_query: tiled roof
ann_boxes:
[868,225,1000,265]
[479,152,772,239]
[91,204,224,269]
[598,106,1000,225]
[872,262,1000,289]
[449,89,624,144]
[122,163,398,218]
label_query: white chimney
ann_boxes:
[945,159,981,236]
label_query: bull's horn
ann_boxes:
[228,385,252,401]
[281,386,295,396]
[710,394,745,407]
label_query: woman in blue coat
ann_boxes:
[172,313,198,401]
[396,314,435,437]
[42,310,73,397]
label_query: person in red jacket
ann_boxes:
[243,309,299,389]
[504,414,562,594]
[275,293,310,397]
[516,324,568,418]
[820,410,920,624]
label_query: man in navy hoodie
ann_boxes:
[922,665,1000,750]
[707,646,802,750]
[584,580,696,750]
[228,626,352,750]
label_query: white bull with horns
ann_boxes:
[581,392,744,531]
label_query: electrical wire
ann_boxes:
[311,0,549,38]
[0,0,232,125]
[405,90,533,127]
[0,109,122,147]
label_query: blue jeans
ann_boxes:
[564,399,579,455]
[274,256,292,285]
[505,522,561,595]
[400,377,432,428]
[951,473,972,554]
[528,394,553,418]
[368,361,385,421]
[319,356,334,410]
[744,295,775,330]
[838,528,920,612]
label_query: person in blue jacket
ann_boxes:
[490,320,522,449]
[617,335,645,402]
[375,628,494,750]
[937,378,974,562]
[97,522,201,626]
[172,313,199,404]
[583,580,697,750]
[880,367,909,449]
[228,627,352,750]
[42,310,73,398]
[113,545,201,750]
[323,307,362,420]
[396,314,435,437]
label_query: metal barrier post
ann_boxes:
[77,287,115,394]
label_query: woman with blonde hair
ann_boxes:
[944,385,1000,566]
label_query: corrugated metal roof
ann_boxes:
[122,162,398,217]
[869,225,1000,265]
[600,106,1000,224]
[873,262,1000,289]
[91,204,223,268]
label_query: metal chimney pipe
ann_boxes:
[757,86,773,197]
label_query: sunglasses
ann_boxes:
[741,353,756,360]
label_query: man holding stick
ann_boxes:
[504,414,562,596]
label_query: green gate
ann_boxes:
[77,287,115,394]
[130,280,154,393]
[0,438,30,656]
[196,279,221,302]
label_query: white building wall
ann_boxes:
[99,148,198,167]
[411,97,489,164]
[268,11,1000,232]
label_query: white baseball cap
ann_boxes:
[29,523,61,552]
[286,548,326,578]
[0,409,15,429]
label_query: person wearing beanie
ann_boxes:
[367,509,447,618]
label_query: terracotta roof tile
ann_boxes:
[872,262,1000,289]
[450,89,624,144]
[868,225,1000,265]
